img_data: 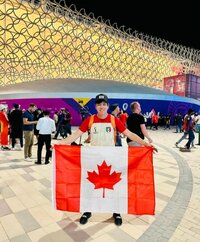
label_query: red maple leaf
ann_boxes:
[87,160,122,198]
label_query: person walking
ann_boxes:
[175,108,195,150]
[35,110,56,165]
[126,102,153,146]
[23,103,37,161]
[150,113,159,130]
[184,109,195,150]
[53,108,65,139]
[59,93,156,226]
[62,109,72,138]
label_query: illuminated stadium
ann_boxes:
[0,0,200,124]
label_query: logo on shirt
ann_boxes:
[93,127,98,134]
[106,127,111,133]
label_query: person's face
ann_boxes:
[135,103,141,113]
[30,106,37,113]
[116,106,120,114]
[95,102,109,115]
[138,104,141,113]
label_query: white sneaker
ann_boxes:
[29,157,35,159]
[12,147,22,151]
[16,148,22,151]
[14,144,22,151]
[24,157,32,161]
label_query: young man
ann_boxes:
[23,103,37,161]
[175,108,195,150]
[126,102,153,146]
[60,94,156,226]
[35,110,56,165]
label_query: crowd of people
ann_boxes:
[0,100,199,157]
[0,103,73,164]
[0,95,199,226]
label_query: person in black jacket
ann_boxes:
[9,104,23,150]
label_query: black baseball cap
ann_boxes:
[95,94,109,104]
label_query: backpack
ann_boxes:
[88,114,117,144]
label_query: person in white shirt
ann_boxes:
[35,110,56,165]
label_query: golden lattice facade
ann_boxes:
[0,0,200,88]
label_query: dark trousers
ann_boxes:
[185,130,195,149]
[62,124,72,137]
[37,134,51,163]
[54,124,62,139]
[11,132,23,148]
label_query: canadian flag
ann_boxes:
[52,145,155,215]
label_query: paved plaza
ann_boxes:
[0,128,200,242]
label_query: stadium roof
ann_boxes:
[0,78,199,105]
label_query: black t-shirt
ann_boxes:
[126,113,145,143]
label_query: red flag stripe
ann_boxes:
[54,145,81,212]
[128,147,155,215]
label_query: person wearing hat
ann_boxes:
[110,103,122,146]
[0,104,10,150]
[59,93,157,226]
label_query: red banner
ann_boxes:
[163,75,186,96]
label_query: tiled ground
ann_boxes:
[0,128,200,242]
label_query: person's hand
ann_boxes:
[84,136,91,143]
[145,142,158,153]
[152,145,158,153]
[148,137,153,143]
[150,144,158,153]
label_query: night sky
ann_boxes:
[57,0,200,50]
